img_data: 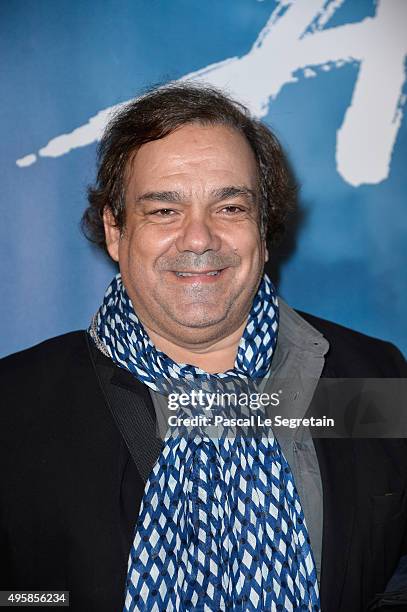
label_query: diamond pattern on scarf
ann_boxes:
[90,273,320,611]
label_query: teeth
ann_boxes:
[175,271,220,277]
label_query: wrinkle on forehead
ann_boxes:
[135,185,257,206]
[125,124,258,188]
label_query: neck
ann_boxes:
[143,320,247,374]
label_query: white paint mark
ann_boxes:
[309,0,345,33]
[303,67,317,78]
[40,106,119,158]
[15,0,407,188]
[336,0,407,185]
[16,153,37,167]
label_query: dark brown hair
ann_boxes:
[82,82,296,252]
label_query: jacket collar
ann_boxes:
[275,301,355,610]
[278,297,330,355]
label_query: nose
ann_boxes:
[175,211,221,255]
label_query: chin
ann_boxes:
[169,306,230,330]
[174,315,226,330]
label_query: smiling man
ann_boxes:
[103,122,265,372]
[1,83,407,612]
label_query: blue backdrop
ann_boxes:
[1,0,406,357]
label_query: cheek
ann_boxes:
[228,229,263,263]
[120,227,173,277]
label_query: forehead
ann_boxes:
[125,123,258,194]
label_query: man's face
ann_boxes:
[104,123,268,347]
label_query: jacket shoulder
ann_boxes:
[1,330,88,366]
[0,331,102,451]
[0,330,91,391]
[296,310,406,377]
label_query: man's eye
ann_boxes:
[151,208,175,216]
[221,205,244,214]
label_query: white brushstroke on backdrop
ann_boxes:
[16,0,407,187]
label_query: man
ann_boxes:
[1,83,406,612]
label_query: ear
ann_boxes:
[264,242,269,263]
[103,207,120,262]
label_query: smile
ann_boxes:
[172,268,227,282]
[175,270,220,277]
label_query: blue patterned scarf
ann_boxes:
[90,273,320,611]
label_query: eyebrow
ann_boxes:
[135,186,257,205]
[136,190,182,204]
[211,186,257,204]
